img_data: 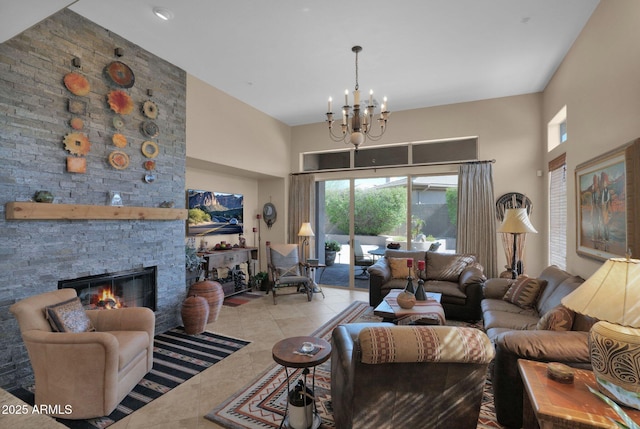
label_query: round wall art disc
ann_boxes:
[141,141,159,158]
[112,115,125,130]
[142,100,159,119]
[112,133,127,148]
[104,61,135,88]
[141,121,159,138]
[63,132,91,156]
[108,150,130,170]
[107,90,134,115]
[63,72,90,96]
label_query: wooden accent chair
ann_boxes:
[266,243,312,304]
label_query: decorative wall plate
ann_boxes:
[112,115,125,130]
[144,160,156,170]
[112,133,127,148]
[107,90,134,115]
[262,203,277,229]
[63,132,91,156]
[144,173,156,183]
[141,121,159,138]
[104,61,135,88]
[141,100,158,119]
[63,72,90,96]
[69,117,84,130]
[141,141,159,158]
[108,150,130,170]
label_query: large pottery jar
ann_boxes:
[188,280,224,323]
[181,295,209,335]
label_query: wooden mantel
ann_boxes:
[5,202,188,221]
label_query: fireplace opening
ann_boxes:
[58,267,157,311]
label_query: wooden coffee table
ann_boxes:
[272,336,331,429]
[374,289,445,325]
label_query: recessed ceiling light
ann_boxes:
[153,7,174,21]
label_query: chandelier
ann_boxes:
[326,46,390,149]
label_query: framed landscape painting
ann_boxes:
[575,147,627,260]
[187,189,243,237]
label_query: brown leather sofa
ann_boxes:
[331,322,494,429]
[481,265,595,428]
[10,289,155,419]
[368,249,486,320]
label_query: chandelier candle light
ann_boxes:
[326,46,390,149]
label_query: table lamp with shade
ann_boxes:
[297,222,314,262]
[561,255,640,410]
[497,208,537,279]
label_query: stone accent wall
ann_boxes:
[0,10,187,390]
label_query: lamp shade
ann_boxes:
[561,257,640,327]
[297,222,315,237]
[497,208,537,234]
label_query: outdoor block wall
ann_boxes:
[0,9,187,390]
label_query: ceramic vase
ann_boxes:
[188,280,224,323]
[181,295,209,335]
[397,290,416,309]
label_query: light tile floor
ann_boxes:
[117,286,368,429]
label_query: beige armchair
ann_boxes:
[10,289,155,419]
[331,323,494,429]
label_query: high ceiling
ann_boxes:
[2,0,600,126]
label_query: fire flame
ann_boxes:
[96,287,122,309]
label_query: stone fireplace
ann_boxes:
[59,267,157,311]
[1,9,187,391]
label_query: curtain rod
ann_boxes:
[291,158,496,176]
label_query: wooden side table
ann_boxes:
[518,359,640,429]
[272,336,331,429]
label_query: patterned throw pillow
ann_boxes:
[537,305,575,331]
[44,297,95,333]
[388,257,411,279]
[502,276,546,309]
[426,252,476,281]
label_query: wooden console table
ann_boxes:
[199,247,257,297]
[518,359,640,429]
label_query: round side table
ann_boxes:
[272,336,331,429]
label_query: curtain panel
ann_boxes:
[457,162,498,278]
[288,174,316,253]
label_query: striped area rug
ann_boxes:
[11,327,250,429]
[205,301,502,428]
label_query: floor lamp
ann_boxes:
[298,222,314,263]
[497,208,537,279]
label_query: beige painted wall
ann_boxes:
[184,0,640,281]
[186,74,291,178]
[542,0,640,279]
[291,93,546,276]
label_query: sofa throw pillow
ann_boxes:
[388,257,411,279]
[426,252,476,282]
[44,297,95,333]
[537,304,575,331]
[502,276,546,309]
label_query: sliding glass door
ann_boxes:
[316,173,458,289]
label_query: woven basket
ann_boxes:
[181,295,209,335]
[188,280,224,323]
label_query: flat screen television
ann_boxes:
[187,189,243,236]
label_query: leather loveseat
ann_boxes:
[368,249,486,320]
[481,265,595,428]
[331,322,494,429]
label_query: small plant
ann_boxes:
[185,245,205,272]
[325,240,341,251]
[250,272,269,290]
